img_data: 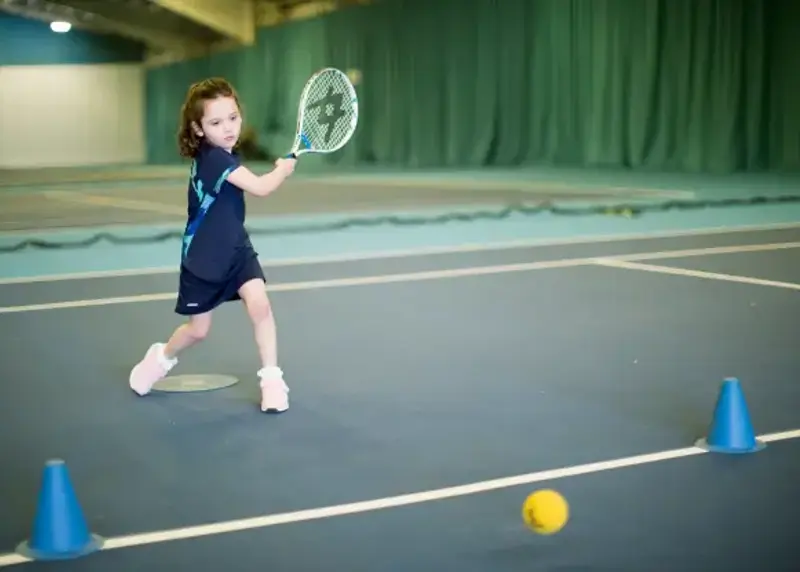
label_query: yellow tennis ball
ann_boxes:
[521,489,569,534]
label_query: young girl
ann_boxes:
[129,77,297,414]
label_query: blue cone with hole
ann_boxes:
[696,377,766,454]
[16,459,104,560]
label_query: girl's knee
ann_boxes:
[239,279,272,324]
[247,295,272,324]
[188,314,212,340]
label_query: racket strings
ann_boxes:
[299,73,357,152]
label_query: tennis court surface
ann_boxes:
[1,225,799,571]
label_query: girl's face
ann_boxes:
[196,96,242,152]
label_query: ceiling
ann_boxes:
[0,0,369,56]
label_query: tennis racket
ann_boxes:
[286,67,359,159]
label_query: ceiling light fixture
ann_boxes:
[50,21,72,33]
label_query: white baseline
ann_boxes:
[1,239,799,315]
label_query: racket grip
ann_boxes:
[285,153,297,159]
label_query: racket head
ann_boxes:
[289,67,359,157]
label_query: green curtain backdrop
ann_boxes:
[145,0,800,173]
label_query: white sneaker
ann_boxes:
[259,366,289,413]
[129,342,178,396]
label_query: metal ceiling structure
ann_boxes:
[0,0,372,56]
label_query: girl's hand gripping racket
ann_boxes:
[286,67,359,159]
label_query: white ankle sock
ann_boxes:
[155,342,178,369]
[258,366,283,382]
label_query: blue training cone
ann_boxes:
[695,378,765,454]
[16,459,104,561]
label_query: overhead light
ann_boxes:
[50,21,72,33]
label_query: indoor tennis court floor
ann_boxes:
[1,226,799,571]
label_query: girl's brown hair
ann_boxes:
[177,77,243,158]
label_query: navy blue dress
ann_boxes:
[174,143,265,316]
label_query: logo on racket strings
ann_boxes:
[307,84,346,144]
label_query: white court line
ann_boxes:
[0,258,589,314]
[1,220,799,285]
[42,190,186,216]
[593,258,800,291]
[610,240,800,261]
[318,176,696,199]
[2,240,800,315]
[0,428,796,567]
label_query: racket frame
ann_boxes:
[287,67,359,158]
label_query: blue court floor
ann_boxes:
[0,226,799,571]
